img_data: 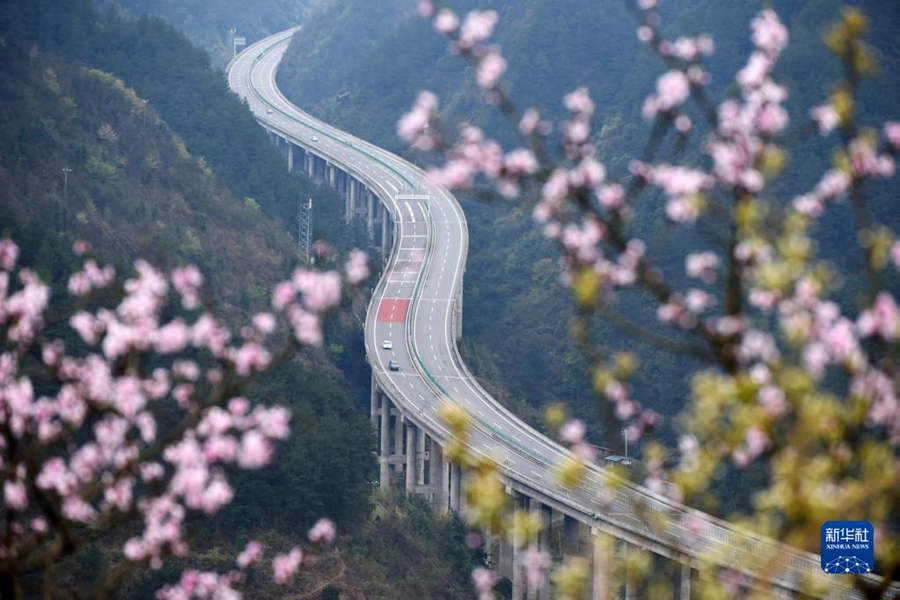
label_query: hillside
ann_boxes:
[0,0,481,596]
[105,0,323,69]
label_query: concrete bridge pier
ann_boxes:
[416,430,426,489]
[511,493,528,600]
[379,392,391,489]
[381,209,391,261]
[366,192,375,244]
[431,442,445,512]
[392,408,404,475]
[680,560,692,600]
[369,375,378,426]
[591,528,613,600]
[287,142,294,172]
[305,152,314,179]
[405,422,417,492]
[346,179,357,222]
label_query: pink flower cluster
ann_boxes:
[423,6,506,90]
[0,239,345,593]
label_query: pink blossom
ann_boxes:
[155,319,190,354]
[637,26,653,43]
[812,105,840,134]
[416,0,434,18]
[857,292,898,340]
[398,91,438,150]
[238,430,272,469]
[638,0,658,9]
[517,110,540,137]
[758,386,788,417]
[885,122,900,149]
[751,9,788,55]
[653,71,691,112]
[0,239,19,271]
[73,240,90,256]
[459,10,498,49]
[737,52,772,89]
[237,540,264,568]
[345,250,369,284]
[476,49,507,90]
[433,9,459,34]
[472,567,497,600]
[172,265,203,310]
[572,441,598,462]
[559,419,586,444]
[519,549,551,591]
[563,88,594,116]
[308,518,336,545]
[251,312,276,335]
[685,252,719,284]
[4,480,27,509]
[272,281,295,311]
[816,169,850,200]
[273,547,303,584]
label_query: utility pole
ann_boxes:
[61,167,72,208]
[298,197,313,265]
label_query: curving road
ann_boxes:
[227,28,892,599]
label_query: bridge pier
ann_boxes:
[405,423,417,492]
[287,142,294,172]
[367,192,375,244]
[393,408,404,474]
[369,375,378,425]
[431,442,445,512]
[680,560,692,600]
[379,392,390,489]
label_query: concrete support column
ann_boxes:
[287,143,294,172]
[538,504,552,600]
[417,431,426,486]
[393,411,404,472]
[351,184,361,216]
[591,530,613,600]
[306,153,314,178]
[329,164,336,188]
[431,442,444,512]
[346,179,356,222]
[680,561,691,600]
[449,462,460,512]
[379,394,390,489]
[562,515,579,559]
[367,193,375,243]
[369,374,378,426]
[512,494,527,600]
[381,210,390,258]
[405,422,416,492]
[499,529,513,582]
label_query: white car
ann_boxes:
[266,108,273,114]
[312,135,319,142]
[382,340,392,350]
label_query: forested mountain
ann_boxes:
[100,0,324,68]
[0,0,480,595]
[277,0,900,450]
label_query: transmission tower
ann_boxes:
[298,197,313,264]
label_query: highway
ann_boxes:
[227,28,891,598]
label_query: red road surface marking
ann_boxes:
[377,298,410,322]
